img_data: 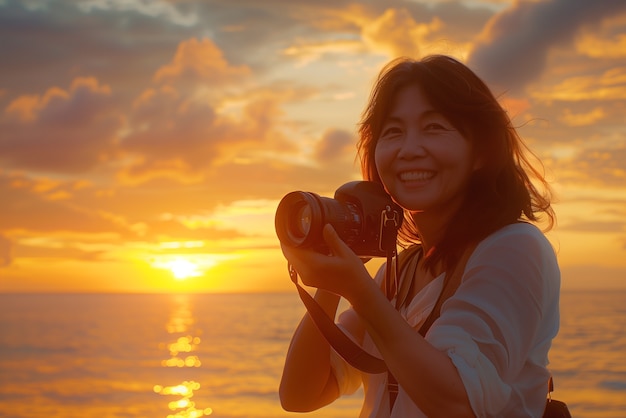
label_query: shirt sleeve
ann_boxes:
[426,223,559,417]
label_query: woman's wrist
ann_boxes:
[344,269,381,313]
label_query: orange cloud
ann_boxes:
[15,241,109,262]
[362,8,443,57]
[153,38,251,84]
[576,32,626,58]
[0,172,130,235]
[532,68,626,101]
[575,13,626,59]
[0,234,11,267]
[5,94,47,122]
[282,39,364,67]
[560,107,606,127]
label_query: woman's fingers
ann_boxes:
[281,226,368,297]
[322,224,351,258]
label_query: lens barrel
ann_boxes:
[275,181,402,257]
[275,191,362,253]
[275,191,325,248]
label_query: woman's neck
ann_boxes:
[410,207,456,254]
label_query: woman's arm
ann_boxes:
[351,279,475,417]
[282,225,474,417]
[279,288,342,412]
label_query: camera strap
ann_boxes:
[289,263,388,374]
[286,206,403,374]
[287,244,436,375]
[289,242,485,417]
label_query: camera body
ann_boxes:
[275,181,403,257]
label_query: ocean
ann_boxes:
[0,291,624,418]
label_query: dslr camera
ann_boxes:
[275,181,403,258]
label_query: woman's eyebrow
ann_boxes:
[421,109,445,119]
[383,109,443,123]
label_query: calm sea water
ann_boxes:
[0,291,624,418]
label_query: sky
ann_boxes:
[1,0,626,293]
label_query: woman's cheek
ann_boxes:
[374,145,394,186]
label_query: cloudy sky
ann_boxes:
[1,0,626,293]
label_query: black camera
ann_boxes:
[275,181,403,257]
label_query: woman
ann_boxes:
[279,55,560,417]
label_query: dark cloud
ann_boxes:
[121,88,222,174]
[0,77,122,174]
[315,128,355,163]
[0,0,197,99]
[120,88,292,179]
[0,0,494,101]
[468,0,626,92]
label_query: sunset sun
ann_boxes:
[152,257,203,280]
[168,259,201,280]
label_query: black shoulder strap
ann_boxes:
[418,244,476,335]
[290,265,387,374]
[290,244,475,374]
[388,244,476,412]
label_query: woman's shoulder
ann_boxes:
[471,222,558,269]
[479,222,550,249]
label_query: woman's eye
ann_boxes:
[424,122,450,131]
[381,126,402,138]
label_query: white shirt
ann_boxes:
[331,222,561,417]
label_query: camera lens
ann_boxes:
[275,191,324,248]
[292,203,312,238]
[275,188,364,253]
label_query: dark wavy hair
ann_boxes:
[357,55,555,272]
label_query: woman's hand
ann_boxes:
[280,224,373,301]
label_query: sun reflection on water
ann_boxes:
[155,295,213,417]
[153,381,213,417]
[160,335,203,367]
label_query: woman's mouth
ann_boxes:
[399,170,435,182]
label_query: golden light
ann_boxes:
[151,256,208,280]
[168,258,201,280]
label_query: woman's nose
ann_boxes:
[397,131,427,159]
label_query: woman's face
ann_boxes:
[374,84,478,216]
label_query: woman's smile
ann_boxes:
[398,170,436,182]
